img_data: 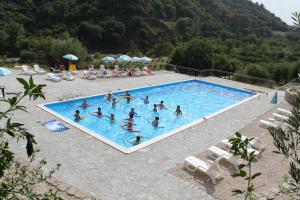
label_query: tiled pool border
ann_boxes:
[38,79,259,154]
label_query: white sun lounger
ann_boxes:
[277,108,291,115]
[98,65,111,78]
[208,146,243,167]
[260,120,279,128]
[83,70,97,80]
[47,73,61,82]
[22,65,36,75]
[62,71,75,81]
[240,136,265,151]
[33,64,46,75]
[273,113,289,121]
[221,138,260,156]
[184,156,223,184]
[133,68,144,76]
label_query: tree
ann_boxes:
[229,132,261,200]
[0,77,62,199]
[268,95,300,198]
[292,12,300,27]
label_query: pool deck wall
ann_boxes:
[1,70,282,200]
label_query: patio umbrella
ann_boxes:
[131,57,140,62]
[139,56,152,63]
[101,56,115,62]
[63,54,78,61]
[0,67,11,76]
[117,55,131,62]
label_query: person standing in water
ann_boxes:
[105,113,116,123]
[175,105,182,116]
[132,136,143,145]
[105,93,113,102]
[129,108,138,118]
[142,96,150,104]
[153,104,158,112]
[151,117,159,127]
[81,100,89,108]
[92,107,103,117]
[74,110,84,121]
[159,101,167,110]
[122,91,135,103]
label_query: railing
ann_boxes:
[157,63,278,89]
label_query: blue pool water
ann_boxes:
[44,80,255,149]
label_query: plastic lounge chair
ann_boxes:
[133,68,144,76]
[208,146,243,167]
[221,138,260,156]
[33,64,46,75]
[47,73,61,82]
[62,71,75,81]
[22,65,36,75]
[260,119,279,128]
[98,65,111,78]
[83,70,96,80]
[273,113,289,121]
[239,135,265,152]
[143,67,154,75]
[184,156,223,184]
[277,108,291,115]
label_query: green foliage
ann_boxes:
[229,132,261,200]
[0,77,45,177]
[292,12,300,27]
[268,95,300,197]
[0,77,63,199]
[0,0,293,56]
[0,160,61,200]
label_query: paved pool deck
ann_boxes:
[1,70,283,200]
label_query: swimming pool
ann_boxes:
[39,79,257,153]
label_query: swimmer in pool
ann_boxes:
[129,108,138,118]
[122,91,135,103]
[112,98,121,108]
[132,136,143,145]
[152,117,159,127]
[175,105,182,116]
[81,100,89,108]
[153,104,158,112]
[92,107,103,117]
[105,93,113,102]
[74,110,84,120]
[123,119,136,131]
[142,96,150,104]
[159,101,166,110]
[105,113,116,123]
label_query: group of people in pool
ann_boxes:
[73,91,183,145]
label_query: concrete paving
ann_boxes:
[0,70,283,200]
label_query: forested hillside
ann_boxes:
[0,0,290,55]
[0,0,299,84]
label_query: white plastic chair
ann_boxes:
[273,113,289,121]
[22,65,36,75]
[62,71,75,81]
[98,65,111,78]
[184,156,223,184]
[208,146,243,167]
[277,108,291,115]
[221,138,260,156]
[47,73,61,82]
[33,64,46,75]
[260,119,279,129]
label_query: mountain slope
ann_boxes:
[0,0,290,55]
